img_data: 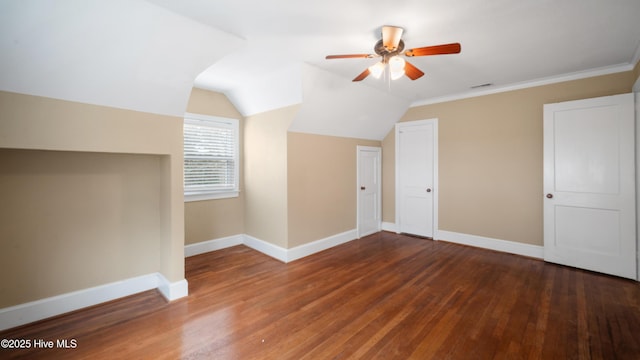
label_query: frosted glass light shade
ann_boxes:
[368,61,384,79]
[389,56,405,80]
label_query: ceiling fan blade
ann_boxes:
[405,43,461,57]
[382,25,404,51]
[404,61,424,80]
[326,54,373,59]
[352,68,370,82]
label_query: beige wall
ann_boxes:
[287,132,380,247]
[186,88,242,119]
[0,91,184,307]
[381,131,396,223]
[244,105,298,248]
[383,71,637,246]
[184,88,245,244]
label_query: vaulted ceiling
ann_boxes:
[1,0,639,140]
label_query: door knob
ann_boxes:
[546,193,553,199]
[426,188,432,193]
[360,186,366,190]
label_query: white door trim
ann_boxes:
[626,52,638,279]
[395,119,439,239]
[636,90,640,281]
[357,146,382,238]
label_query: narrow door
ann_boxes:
[396,119,437,238]
[543,93,636,279]
[357,146,381,238]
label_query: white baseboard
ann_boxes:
[184,234,244,257]
[186,230,359,263]
[156,273,189,301]
[381,223,543,259]
[287,229,357,262]
[0,273,188,331]
[437,230,544,259]
[243,234,289,262]
[381,222,398,233]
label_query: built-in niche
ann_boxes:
[0,149,163,308]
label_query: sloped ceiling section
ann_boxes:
[289,65,410,141]
[0,0,244,117]
[197,61,303,117]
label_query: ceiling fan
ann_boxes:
[325,25,461,82]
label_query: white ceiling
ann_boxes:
[1,0,639,140]
[154,0,640,112]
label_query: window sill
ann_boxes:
[185,191,239,202]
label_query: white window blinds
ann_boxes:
[183,114,238,199]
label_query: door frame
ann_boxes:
[635,77,640,281]
[395,118,439,238]
[356,145,382,238]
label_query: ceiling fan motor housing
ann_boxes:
[374,39,405,62]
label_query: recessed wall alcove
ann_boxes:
[0,91,186,313]
[0,149,165,307]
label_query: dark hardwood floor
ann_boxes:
[1,232,639,359]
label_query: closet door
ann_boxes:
[543,93,636,279]
[357,146,381,238]
[396,119,438,238]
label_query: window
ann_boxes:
[183,113,239,201]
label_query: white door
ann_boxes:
[396,119,438,238]
[543,93,636,279]
[357,146,381,238]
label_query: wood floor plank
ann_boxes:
[1,232,639,359]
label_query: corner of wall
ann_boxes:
[632,58,640,89]
[243,106,296,249]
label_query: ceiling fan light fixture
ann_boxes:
[325,25,461,83]
[389,56,406,80]
[368,61,385,79]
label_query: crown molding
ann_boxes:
[410,63,634,108]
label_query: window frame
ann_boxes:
[183,112,239,202]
